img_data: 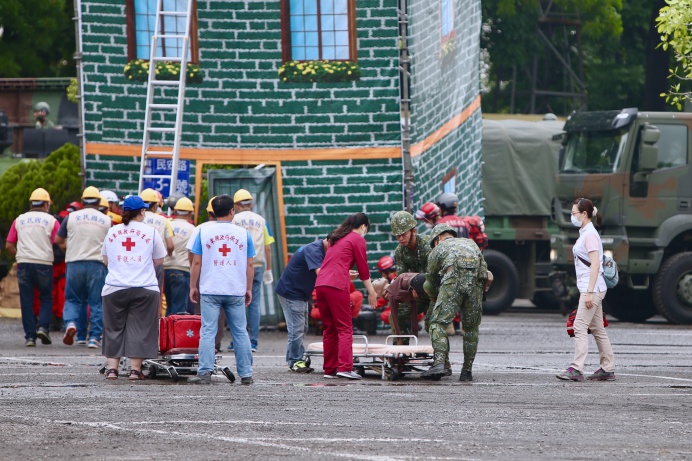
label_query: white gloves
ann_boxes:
[263,270,274,285]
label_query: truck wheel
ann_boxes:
[653,252,692,324]
[482,249,518,315]
[531,291,561,310]
[604,286,657,323]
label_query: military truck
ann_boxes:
[481,118,565,314]
[550,108,692,324]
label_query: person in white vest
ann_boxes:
[227,188,274,353]
[100,196,167,381]
[5,188,61,346]
[55,186,112,349]
[139,188,174,292]
[189,195,255,385]
[163,197,195,316]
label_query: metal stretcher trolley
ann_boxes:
[304,335,436,381]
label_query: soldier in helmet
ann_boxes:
[414,202,441,230]
[436,192,470,238]
[421,224,493,381]
[390,211,431,340]
[33,102,55,130]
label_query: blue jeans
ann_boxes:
[229,265,263,349]
[199,294,253,378]
[17,263,53,340]
[164,269,190,316]
[278,295,309,367]
[63,261,107,340]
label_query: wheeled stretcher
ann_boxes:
[99,314,235,382]
[304,335,435,381]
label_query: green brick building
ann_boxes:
[78,0,482,275]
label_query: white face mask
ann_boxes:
[571,213,582,227]
[424,222,433,230]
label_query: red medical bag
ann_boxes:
[566,309,608,337]
[159,314,202,353]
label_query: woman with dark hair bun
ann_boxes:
[557,198,615,382]
[315,213,378,380]
[100,196,167,381]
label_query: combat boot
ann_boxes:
[421,363,446,379]
[459,369,473,382]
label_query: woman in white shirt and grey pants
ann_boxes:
[557,198,615,382]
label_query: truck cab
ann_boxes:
[551,108,692,323]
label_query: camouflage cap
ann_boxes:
[429,223,457,248]
[390,211,417,235]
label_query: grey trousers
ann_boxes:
[102,288,160,359]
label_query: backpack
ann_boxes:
[576,254,619,289]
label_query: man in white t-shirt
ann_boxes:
[5,188,60,346]
[55,186,112,349]
[189,195,256,385]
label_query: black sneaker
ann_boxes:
[587,368,615,381]
[556,367,585,382]
[188,372,212,384]
[37,328,52,345]
[459,369,473,382]
[25,338,36,347]
[241,376,254,385]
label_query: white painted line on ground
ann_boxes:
[57,420,426,461]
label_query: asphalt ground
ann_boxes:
[0,312,691,460]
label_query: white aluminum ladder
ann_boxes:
[137,0,193,196]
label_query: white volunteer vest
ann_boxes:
[199,222,249,296]
[14,211,56,265]
[233,210,265,266]
[65,208,111,262]
[164,218,195,271]
[102,222,159,290]
[144,211,170,241]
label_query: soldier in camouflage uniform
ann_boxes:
[421,224,492,382]
[391,211,431,338]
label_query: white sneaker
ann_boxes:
[336,371,362,380]
[324,373,339,379]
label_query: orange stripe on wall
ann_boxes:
[85,143,401,161]
[410,95,481,158]
[85,96,481,162]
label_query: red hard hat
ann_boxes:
[66,201,83,212]
[415,202,440,220]
[377,256,395,271]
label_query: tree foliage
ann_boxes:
[0,0,76,77]
[0,144,82,241]
[481,0,670,114]
[656,0,692,109]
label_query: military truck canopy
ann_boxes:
[482,119,565,217]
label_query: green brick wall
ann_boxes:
[80,0,401,150]
[282,158,403,276]
[407,0,483,215]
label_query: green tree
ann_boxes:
[0,144,82,245]
[657,0,692,109]
[0,0,76,77]
[482,0,671,114]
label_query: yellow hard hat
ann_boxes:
[174,197,194,212]
[206,196,217,213]
[82,186,101,199]
[139,188,159,203]
[99,196,109,208]
[233,189,253,203]
[29,188,51,203]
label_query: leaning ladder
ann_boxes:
[137,0,193,195]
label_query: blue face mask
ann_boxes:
[571,213,582,227]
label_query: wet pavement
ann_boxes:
[0,312,690,460]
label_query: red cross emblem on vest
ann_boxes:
[122,237,136,251]
[218,243,231,257]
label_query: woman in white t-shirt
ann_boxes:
[101,196,167,381]
[557,198,615,382]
